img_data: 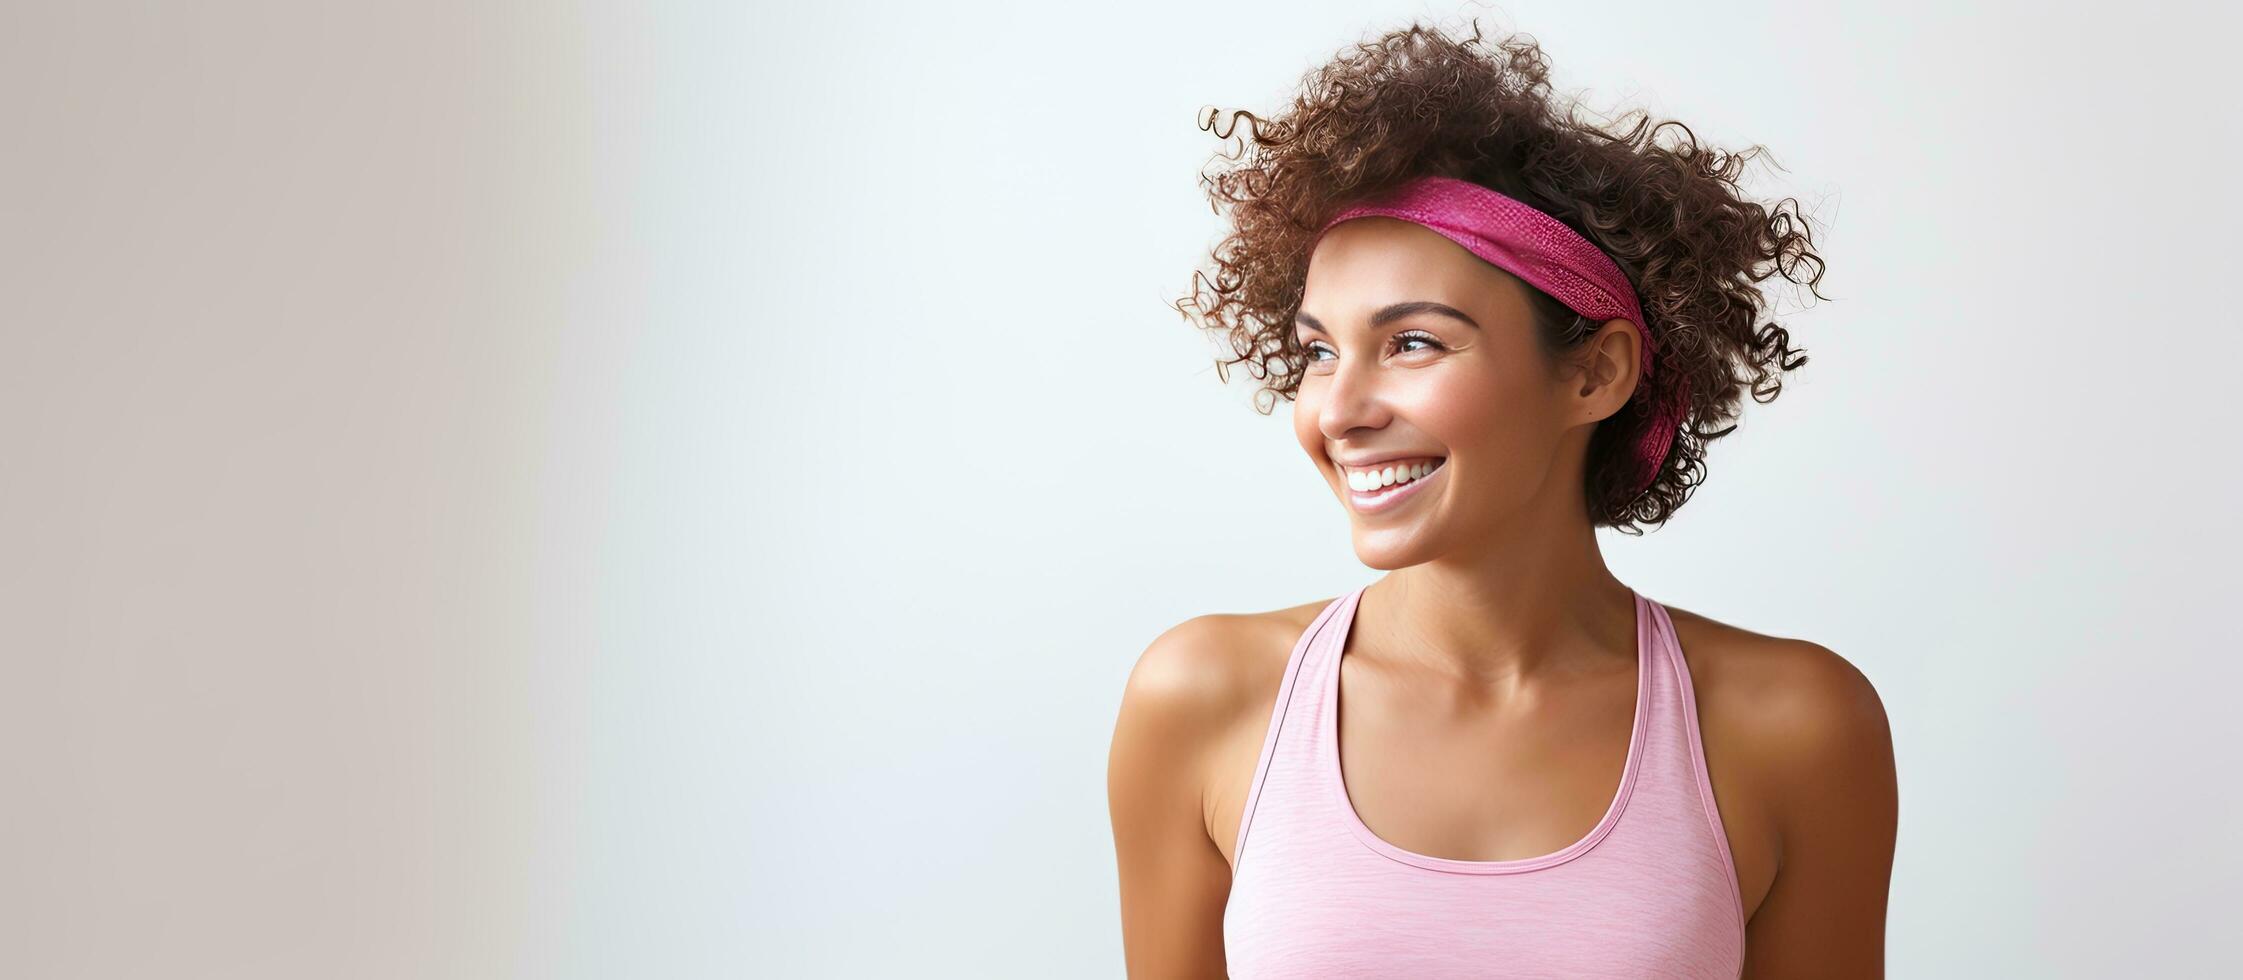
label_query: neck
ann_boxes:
[1359,519,1638,690]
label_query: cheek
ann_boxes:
[1402,367,1547,455]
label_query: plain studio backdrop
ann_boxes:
[5,1,2239,976]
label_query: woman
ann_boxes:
[1107,21,1897,979]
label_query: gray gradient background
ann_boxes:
[6,1,2238,977]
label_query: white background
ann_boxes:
[6,1,2239,976]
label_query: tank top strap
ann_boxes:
[1631,590,1711,809]
[1224,585,1748,975]
[1635,591,1749,936]
[1229,586,1361,872]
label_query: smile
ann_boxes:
[1338,457,1447,514]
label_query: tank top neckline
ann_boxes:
[1321,582,1654,876]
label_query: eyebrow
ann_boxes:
[1294,301,1482,335]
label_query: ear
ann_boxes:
[1570,317,1645,424]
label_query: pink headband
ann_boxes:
[1309,174,1688,498]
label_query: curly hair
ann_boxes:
[1174,19,1828,534]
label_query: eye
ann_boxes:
[1393,330,1444,354]
[1300,331,1447,367]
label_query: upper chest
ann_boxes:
[1204,602,1784,923]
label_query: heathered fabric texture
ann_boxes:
[1223,583,1747,978]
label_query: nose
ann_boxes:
[1315,353,1390,442]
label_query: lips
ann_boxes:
[1341,457,1447,515]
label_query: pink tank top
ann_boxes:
[1223,583,1747,977]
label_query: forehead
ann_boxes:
[1301,217,1526,323]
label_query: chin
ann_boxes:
[1348,525,1442,570]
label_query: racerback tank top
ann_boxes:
[1223,583,1747,978]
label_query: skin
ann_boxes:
[1108,218,1898,977]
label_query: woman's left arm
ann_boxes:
[1740,643,1900,979]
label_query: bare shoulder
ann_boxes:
[1662,602,1898,948]
[1107,597,1333,974]
[1660,603,1897,975]
[1116,598,1326,737]
[1663,604,1893,775]
[1111,597,1331,846]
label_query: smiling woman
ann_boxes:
[1110,16,1894,980]
[1175,22,1826,533]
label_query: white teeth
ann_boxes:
[1345,459,1442,493]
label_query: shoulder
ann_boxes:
[1107,598,1329,847]
[1664,605,1897,840]
[1114,599,1327,745]
[1673,609,1889,764]
[1108,604,1324,974]
[1660,608,1897,970]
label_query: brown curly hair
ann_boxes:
[1174,19,1829,534]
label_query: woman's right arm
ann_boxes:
[1107,616,1241,979]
